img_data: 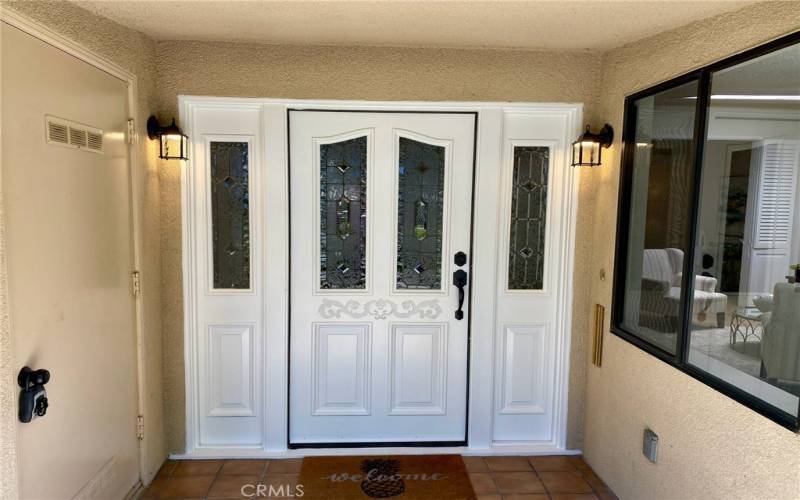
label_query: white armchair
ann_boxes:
[760,283,800,383]
[640,248,728,331]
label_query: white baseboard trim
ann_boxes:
[170,445,582,460]
[123,480,144,500]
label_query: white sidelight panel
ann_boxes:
[492,110,576,445]
[186,105,265,448]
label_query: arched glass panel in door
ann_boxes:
[396,137,446,290]
[320,136,368,289]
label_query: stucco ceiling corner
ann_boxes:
[69,0,757,51]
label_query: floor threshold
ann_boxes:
[171,444,581,460]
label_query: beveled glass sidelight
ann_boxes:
[396,137,445,289]
[508,146,549,290]
[210,142,250,289]
[320,136,367,289]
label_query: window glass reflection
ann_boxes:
[688,43,800,415]
[621,81,700,354]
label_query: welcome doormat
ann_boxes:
[297,454,476,499]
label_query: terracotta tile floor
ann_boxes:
[141,455,617,499]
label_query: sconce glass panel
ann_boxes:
[161,133,187,160]
[572,140,600,166]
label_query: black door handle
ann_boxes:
[453,269,467,320]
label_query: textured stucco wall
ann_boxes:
[0,187,18,499]
[5,6,799,497]
[154,40,603,453]
[1,0,166,484]
[583,2,800,499]
[155,41,601,118]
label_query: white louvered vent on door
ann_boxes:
[754,140,799,249]
[45,115,104,154]
[69,127,87,148]
[47,121,69,144]
[87,131,103,151]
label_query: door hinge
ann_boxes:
[132,271,141,297]
[126,119,135,145]
[137,414,144,441]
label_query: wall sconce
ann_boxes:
[147,116,188,160]
[571,124,613,167]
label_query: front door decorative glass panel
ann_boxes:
[396,137,446,290]
[320,136,367,289]
[210,141,250,289]
[508,146,549,290]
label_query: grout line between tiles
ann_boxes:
[203,460,225,500]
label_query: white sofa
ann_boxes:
[760,283,800,383]
[640,248,728,331]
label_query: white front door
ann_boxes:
[182,98,579,453]
[289,111,475,445]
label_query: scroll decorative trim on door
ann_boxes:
[319,298,442,320]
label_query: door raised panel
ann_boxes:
[207,324,255,417]
[500,324,547,415]
[389,324,447,415]
[312,323,371,415]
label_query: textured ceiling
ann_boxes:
[71,0,756,51]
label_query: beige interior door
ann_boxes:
[2,23,140,499]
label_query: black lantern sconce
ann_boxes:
[571,124,613,167]
[147,116,188,160]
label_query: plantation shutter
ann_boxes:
[753,139,799,250]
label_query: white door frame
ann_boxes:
[180,96,582,457]
[0,5,151,491]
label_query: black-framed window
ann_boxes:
[612,31,800,431]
